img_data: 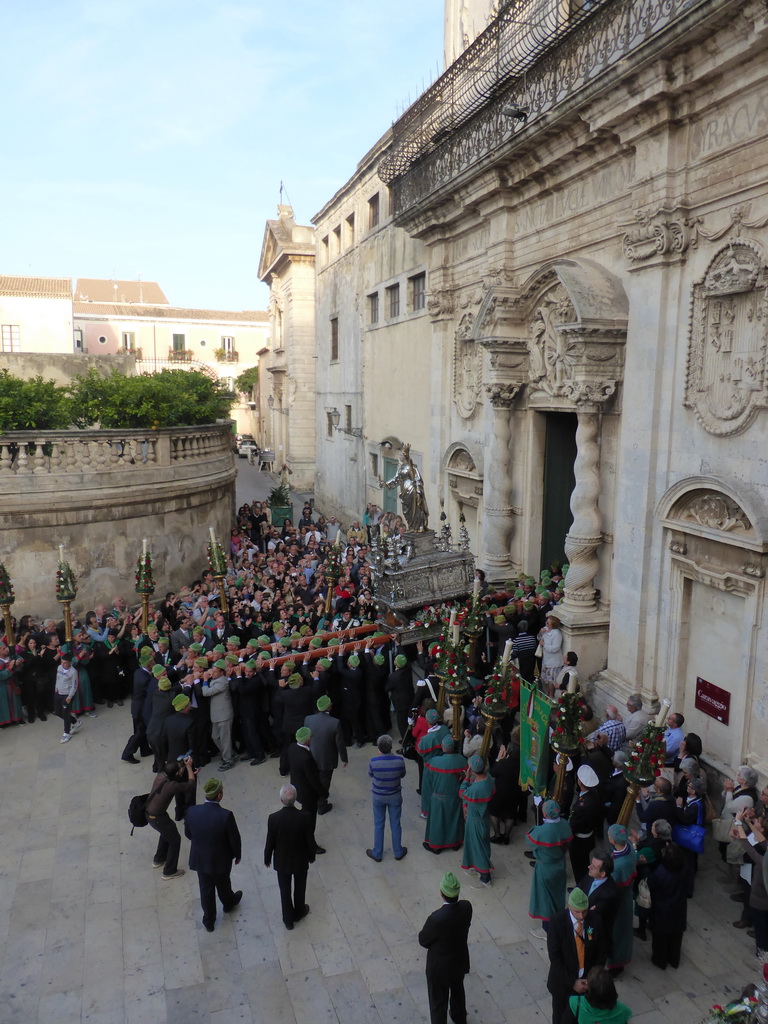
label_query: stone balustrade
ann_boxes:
[0,423,233,497]
[0,422,236,617]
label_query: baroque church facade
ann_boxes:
[259,0,768,779]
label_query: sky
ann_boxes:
[0,0,444,311]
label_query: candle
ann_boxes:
[473,579,480,600]
[452,623,460,646]
[655,698,671,727]
[58,544,65,563]
[209,526,216,547]
[567,673,577,694]
[502,639,512,670]
[449,608,457,629]
[142,538,148,556]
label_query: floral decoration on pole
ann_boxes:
[0,561,15,646]
[432,614,469,737]
[207,527,229,619]
[551,688,586,803]
[135,538,155,632]
[479,652,520,760]
[323,543,343,616]
[616,699,671,826]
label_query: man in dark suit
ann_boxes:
[546,889,606,1024]
[184,777,242,932]
[120,650,155,763]
[170,616,193,660]
[418,871,473,1024]
[264,783,316,930]
[304,695,347,814]
[288,726,327,854]
[576,850,619,954]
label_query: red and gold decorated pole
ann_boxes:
[0,561,15,647]
[616,699,671,827]
[135,538,156,633]
[550,686,587,804]
[552,750,570,805]
[55,545,77,643]
[323,543,343,617]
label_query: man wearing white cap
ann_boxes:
[568,763,602,882]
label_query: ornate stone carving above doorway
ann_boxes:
[453,312,483,418]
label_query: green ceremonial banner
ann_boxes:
[519,680,552,796]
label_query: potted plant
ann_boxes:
[267,482,293,527]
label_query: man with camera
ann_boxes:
[145,754,197,879]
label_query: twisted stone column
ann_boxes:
[562,407,602,612]
[482,385,519,576]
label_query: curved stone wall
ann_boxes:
[0,423,235,618]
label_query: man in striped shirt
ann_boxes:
[366,735,408,863]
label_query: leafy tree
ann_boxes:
[234,366,259,395]
[0,370,72,430]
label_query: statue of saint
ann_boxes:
[379,444,429,532]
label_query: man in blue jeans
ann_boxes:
[367,734,408,862]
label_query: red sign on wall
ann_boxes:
[695,677,730,725]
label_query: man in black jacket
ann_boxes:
[575,850,619,956]
[264,783,316,929]
[568,764,603,882]
[418,871,473,1024]
[546,889,606,1024]
[120,650,155,763]
[184,777,242,933]
[385,653,414,743]
[288,727,327,854]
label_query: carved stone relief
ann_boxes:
[528,284,579,397]
[684,240,768,436]
[622,205,698,265]
[679,492,751,533]
[446,447,483,508]
[454,313,483,418]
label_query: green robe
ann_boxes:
[424,751,466,850]
[459,775,495,873]
[527,817,572,920]
[70,645,95,714]
[0,662,23,725]
[418,724,450,814]
[607,842,637,967]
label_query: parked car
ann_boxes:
[237,435,259,459]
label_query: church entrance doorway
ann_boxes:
[540,411,577,574]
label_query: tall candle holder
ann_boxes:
[551,689,586,804]
[135,542,156,633]
[55,557,78,642]
[616,702,670,826]
[207,529,229,620]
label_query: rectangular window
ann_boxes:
[370,452,379,478]
[321,236,329,264]
[122,331,135,351]
[368,193,380,229]
[326,412,334,439]
[345,405,352,430]
[221,335,235,352]
[368,292,379,325]
[410,272,426,311]
[386,284,400,319]
[330,318,339,361]
[1,325,20,352]
[332,225,341,255]
[172,333,186,352]
[74,327,83,352]
[345,213,355,247]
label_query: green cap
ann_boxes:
[172,694,190,711]
[258,635,271,645]
[244,659,257,669]
[295,726,311,744]
[227,636,240,645]
[568,888,589,911]
[203,777,222,800]
[440,872,461,899]
[290,633,301,641]
[317,695,331,711]
[213,644,226,653]
[395,654,407,668]
[310,637,323,648]
[348,654,360,668]
[441,735,456,752]
[246,638,259,648]
[299,625,311,636]
[288,673,303,689]
[279,637,292,648]
[214,659,228,670]
[189,642,204,653]
[319,658,332,670]
[328,638,340,647]
[469,755,485,773]
[225,653,239,665]
[514,589,525,598]
[494,615,505,625]
[373,654,385,666]
[151,665,166,678]
[158,677,171,691]
[426,709,439,724]
[195,657,208,668]
[157,636,169,645]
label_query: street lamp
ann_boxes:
[329,407,340,429]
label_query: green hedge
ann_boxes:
[0,368,235,432]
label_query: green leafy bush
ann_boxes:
[0,368,235,432]
[235,366,259,394]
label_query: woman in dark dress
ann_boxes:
[647,843,688,969]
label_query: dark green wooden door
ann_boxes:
[540,412,577,574]
[382,457,398,513]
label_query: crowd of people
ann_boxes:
[1,494,764,1024]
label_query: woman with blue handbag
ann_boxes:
[674,777,707,896]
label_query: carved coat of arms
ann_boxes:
[685,241,768,435]
[454,312,482,418]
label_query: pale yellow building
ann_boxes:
[0,276,74,355]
